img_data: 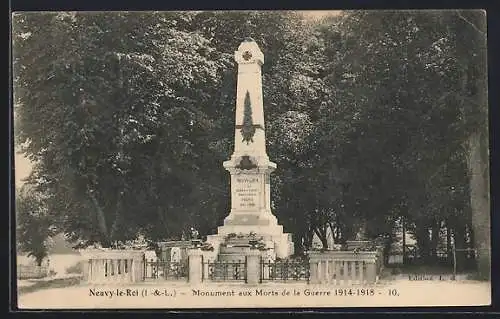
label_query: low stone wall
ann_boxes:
[188,248,385,285]
[17,265,50,280]
[80,249,145,284]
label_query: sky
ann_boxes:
[15,152,31,187]
[299,10,342,20]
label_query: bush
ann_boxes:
[390,267,402,275]
[200,242,214,251]
[65,261,84,274]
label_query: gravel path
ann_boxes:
[16,279,490,309]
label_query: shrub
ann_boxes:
[65,261,84,274]
[200,242,214,251]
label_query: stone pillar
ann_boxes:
[245,249,261,284]
[308,253,320,284]
[365,260,377,284]
[82,259,90,282]
[132,255,145,283]
[188,249,203,284]
[376,245,384,273]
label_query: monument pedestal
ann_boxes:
[205,160,293,260]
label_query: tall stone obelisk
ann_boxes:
[207,38,294,259]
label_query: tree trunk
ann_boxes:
[454,224,467,272]
[415,224,430,264]
[87,189,110,247]
[402,216,407,264]
[109,191,122,244]
[341,222,356,243]
[305,226,314,250]
[446,221,452,263]
[430,220,441,263]
[383,233,393,266]
[458,11,489,279]
[314,226,328,250]
[327,221,336,244]
[467,131,491,280]
[294,236,304,256]
[293,222,306,255]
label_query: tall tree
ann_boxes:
[313,10,489,269]
[16,186,56,265]
[13,12,231,246]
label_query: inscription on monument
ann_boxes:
[234,175,260,210]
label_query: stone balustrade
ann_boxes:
[189,247,385,285]
[17,265,50,279]
[80,249,145,284]
[308,250,382,285]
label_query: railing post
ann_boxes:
[82,259,90,282]
[308,252,320,284]
[245,249,261,285]
[365,259,377,284]
[260,257,264,283]
[188,248,203,284]
[134,254,145,283]
[188,256,192,282]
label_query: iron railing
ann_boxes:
[144,259,188,281]
[260,258,310,283]
[203,258,247,282]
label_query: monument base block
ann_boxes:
[206,231,293,260]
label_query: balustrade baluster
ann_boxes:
[350,261,356,285]
[343,261,349,284]
[359,261,364,284]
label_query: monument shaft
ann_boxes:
[205,38,293,259]
[233,41,266,158]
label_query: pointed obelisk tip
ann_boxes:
[243,37,255,42]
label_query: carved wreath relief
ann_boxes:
[242,50,252,61]
[235,91,263,145]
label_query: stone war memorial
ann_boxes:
[79,38,384,286]
[204,38,294,261]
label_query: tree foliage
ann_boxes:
[16,186,56,265]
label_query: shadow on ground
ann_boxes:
[18,276,82,295]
